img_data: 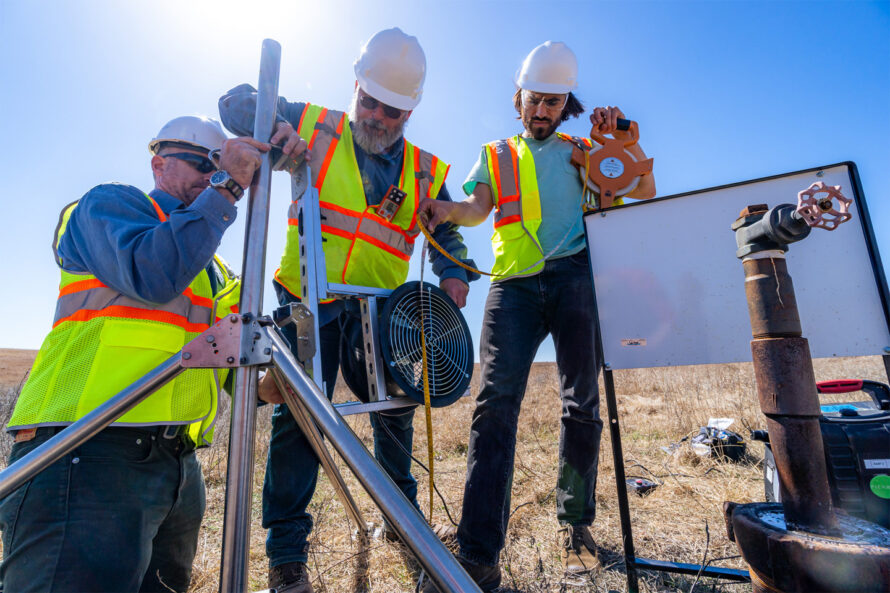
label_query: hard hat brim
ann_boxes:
[515,72,577,95]
[355,70,420,111]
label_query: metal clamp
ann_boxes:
[273,303,317,365]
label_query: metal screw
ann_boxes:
[254,332,261,340]
[816,170,824,178]
[182,352,192,360]
[206,335,215,343]
[240,357,247,364]
[227,357,235,364]
[264,348,271,355]
[136,439,142,445]
[229,314,239,323]
[390,361,396,367]
[72,457,80,464]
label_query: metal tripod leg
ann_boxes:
[268,367,371,592]
[0,353,184,500]
[266,326,481,593]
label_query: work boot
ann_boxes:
[559,524,601,573]
[268,561,313,593]
[421,556,501,592]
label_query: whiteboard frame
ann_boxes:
[584,161,890,371]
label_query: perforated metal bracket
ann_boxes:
[182,314,243,368]
[361,297,388,403]
[239,313,274,367]
[273,303,317,365]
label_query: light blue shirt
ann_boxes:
[463,133,587,260]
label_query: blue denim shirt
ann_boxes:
[218,84,479,288]
[57,185,237,302]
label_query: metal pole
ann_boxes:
[218,38,281,593]
[267,328,482,593]
[603,368,639,593]
[0,354,183,499]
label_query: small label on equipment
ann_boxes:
[621,338,647,347]
[864,459,890,469]
[870,474,890,499]
[600,157,624,178]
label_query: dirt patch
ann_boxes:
[0,349,36,391]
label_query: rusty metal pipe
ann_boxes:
[742,254,838,534]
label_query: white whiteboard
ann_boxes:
[585,163,890,370]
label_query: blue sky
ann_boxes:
[1,0,888,361]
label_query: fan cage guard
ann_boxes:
[380,282,473,407]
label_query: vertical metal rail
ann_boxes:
[218,38,281,593]
[294,167,325,388]
[267,329,482,593]
[603,367,639,593]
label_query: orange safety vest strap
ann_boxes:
[317,205,361,237]
[488,139,520,205]
[306,109,345,191]
[54,280,213,328]
[54,305,210,334]
[489,139,521,224]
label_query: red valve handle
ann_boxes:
[796,181,852,230]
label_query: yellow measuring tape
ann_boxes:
[418,275,435,519]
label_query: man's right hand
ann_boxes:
[418,198,457,232]
[218,137,270,196]
[269,121,310,172]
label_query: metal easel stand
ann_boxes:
[0,39,479,593]
[602,363,751,592]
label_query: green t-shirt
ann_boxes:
[463,133,587,260]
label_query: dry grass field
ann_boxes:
[0,349,886,592]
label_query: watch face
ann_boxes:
[210,170,229,186]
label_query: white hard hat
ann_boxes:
[515,41,579,94]
[148,115,227,155]
[354,27,426,111]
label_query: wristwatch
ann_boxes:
[209,170,244,201]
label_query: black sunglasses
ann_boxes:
[163,152,217,174]
[359,94,403,119]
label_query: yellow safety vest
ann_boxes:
[8,195,241,447]
[275,104,450,297]
[485,133,620,280]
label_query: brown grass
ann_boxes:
[0,350,886,592]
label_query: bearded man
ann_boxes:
[418,41,655,591]
[218,27,477,593]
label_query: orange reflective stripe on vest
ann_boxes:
[488,138,522,228]
[53,278,217,332]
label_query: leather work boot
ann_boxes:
[559,524,601,573]
[268,561,313,593]
[421,556,501,592]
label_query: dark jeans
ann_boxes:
[263,307,418,567]
[0,426,204,593]
[457,251,604,566]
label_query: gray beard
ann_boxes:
[348,93,408,154]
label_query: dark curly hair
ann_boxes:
[513,89,585,122]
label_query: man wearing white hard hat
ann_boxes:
[0,116,267,592]
[419,41,655,590]
[219,27,477,593]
